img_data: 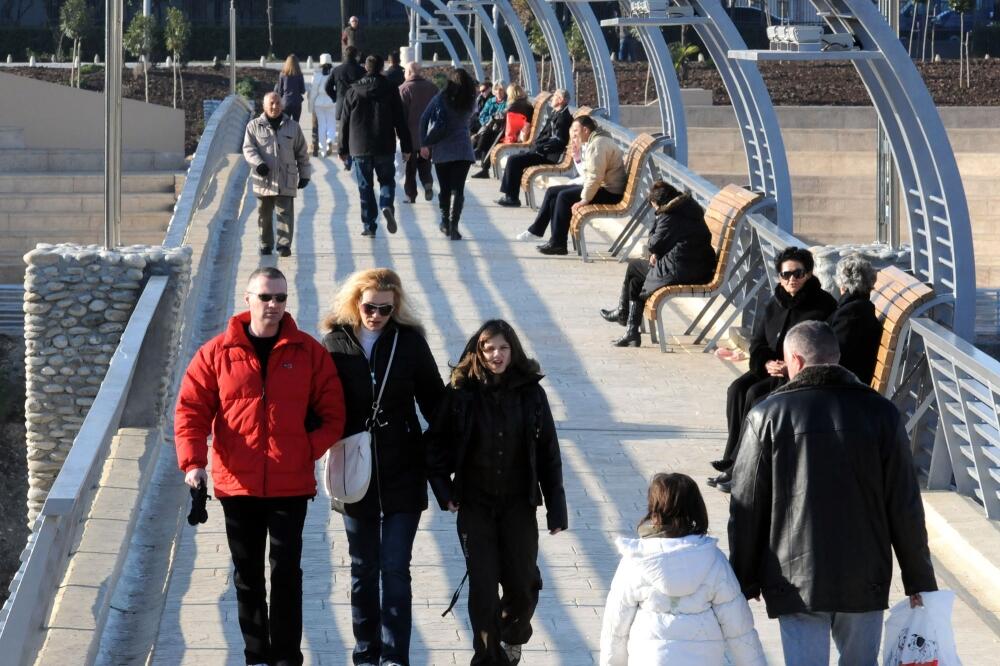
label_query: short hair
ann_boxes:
[648,180,682,208]
[343,45,358,63]
[835,254,877,296]
[574,115,597,132]
[639,473,709,538]
[493,80,506,92]
[405,61,421,78]
[774,246,814,275]
[785,320,840,366]
[553,88,568,101]
[365,54,383,74]
[248,266,286,284]
[479,80,492,91]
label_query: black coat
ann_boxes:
[384,64,405,88]
[275,73,306,117]
[641,193,717,296]
[532,106,572,162]
[322,322,444,518]
[729,364,937,617]
[749,276,837,378]
[426,371,568,532]
[330,61,365,116]
[828,291,882,385]
[338,74,413,158]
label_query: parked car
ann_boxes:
[931,9,978,38]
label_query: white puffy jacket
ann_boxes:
[600,534,766,666]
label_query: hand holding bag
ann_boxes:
[323,331,398,504]
[882,590,962,666]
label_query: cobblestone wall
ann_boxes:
[22,243,191,523]
[811,243,912,295]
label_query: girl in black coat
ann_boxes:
[275,55,307,122]
[601,181,717,348]
[710,247,837,491]
[427,320,567,666]
[321,268,444,666]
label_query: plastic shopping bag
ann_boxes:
[882,590,962,666]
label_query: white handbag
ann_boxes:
[323,330,398,504]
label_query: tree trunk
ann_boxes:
[267,0,275,58]
[908,7,918,57]
[179,66,185,102]
[172,57,177,108]
[921,2,932,62]
[143,58,149,103]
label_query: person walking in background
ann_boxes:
[342,15,362,51]
[600,473,766,665]
[339,54,412,237]
[399,61,439,204]
[321,268,445,666]
[332,45,366,164]
[491,89,571,201]
[427,319,567,666]
[242,92,311,257]
[420,67,476,241]
[308,52,336,157]
[729,320,937,666]
[275,55,306,122]
[175,266,346,666]
[384,51,405,87]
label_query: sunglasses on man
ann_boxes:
[362,302,394,317]
[249,292,288,302]
[779,269,807,280]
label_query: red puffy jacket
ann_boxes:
[174,311,346,498]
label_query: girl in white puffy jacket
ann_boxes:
[600,473,766,666]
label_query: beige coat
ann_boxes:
[243,114,312,197]
[580,131,626,203]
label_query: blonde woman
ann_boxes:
[503,83,533,144]
[320,268,445,665]
[275,54,306,121]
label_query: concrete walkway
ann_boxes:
[151,151,1000,665]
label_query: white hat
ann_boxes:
[319,53,333,65]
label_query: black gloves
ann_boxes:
[297,178,310,189]
[187,481,209,526]
[255,162,270,177]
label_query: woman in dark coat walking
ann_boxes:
[420,67,477,240]
[427,320,567,666]
[600,181,717,348]
[709,246,837,492]
[275,54,307,121]
[828,253,882,384]
[321,268,445,666]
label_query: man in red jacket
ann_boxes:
[175,266,345,666]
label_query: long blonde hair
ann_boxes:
[321,268,424,335]
[282,54,302,77]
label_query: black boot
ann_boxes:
[438,191,452,236]
[612,301,641,347]
[600,281,630,326]
[449,196,464,240]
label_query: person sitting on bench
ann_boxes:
[492,89,572,203]
[471,84,533,178]
[472,82,508,160]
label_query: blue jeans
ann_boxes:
[352,155,397,231]
[778,610,883,666]
[342,511,421,666]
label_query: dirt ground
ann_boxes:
[0,334,27,606]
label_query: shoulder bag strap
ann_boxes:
[367,330,399,430]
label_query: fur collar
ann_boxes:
[772,363,872,395]
[654,192,692,216]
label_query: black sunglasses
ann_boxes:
[362,302,394,317]
[250,292,288,302]
[779,269,807,280]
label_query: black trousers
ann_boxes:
[622,258,648,303]
[474,126,502,159]
[500,152,551,198]
[404,153,433,201]
[436,160,473,221]
[527,184,580,240]
[457,495,542,665]
[723,372,785,465]
[220,495,309,666]
[532,186,623,248]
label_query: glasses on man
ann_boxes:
[779,269,807,281]
[362,302,394,317]
[249,292,288,303]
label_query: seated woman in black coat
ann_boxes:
[709,246,837,491]
[600,180,717,348]
[829,253,882,385]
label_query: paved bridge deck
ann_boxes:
[151,156,999,664]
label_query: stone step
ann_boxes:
[0,192,176,214]
[686,126,1000,155]
[0,149,186,173]
[691,150,1000,178]
[0,211,171,237]
[0,171,180,195]
[0,126,25,149]
[702,172,999,197]
[0,229,167,283]
[683,104,1000,130]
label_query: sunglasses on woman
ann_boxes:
[362,302,394,317]
[779,269,807,280]
[249,292,288,302]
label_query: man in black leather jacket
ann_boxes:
[729,320,936,665]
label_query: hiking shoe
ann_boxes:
[537,243,568,256]
[277,246,291,258]
[383,207,397,234]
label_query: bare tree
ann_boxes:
[60,0,91,87]
[164,7,191,108]
[124,13,158,103]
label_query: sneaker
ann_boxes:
[496,196,520,207]
[424,184,434,201]
[383,207,397,234]
[516,230,542,242]
[501,641,522,665]
[277,246,291,258]
[537,243,568,256]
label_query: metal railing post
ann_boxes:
[104,0,122,249]
[230,1,237,96]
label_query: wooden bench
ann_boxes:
[568,132,661,262]
[520,106,592,208]
[643,184,763,353]
[870,265,935,395]
[489,92,552,179]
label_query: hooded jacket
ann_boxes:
[338,73,413,158]
[174,311,346,498]
[748,276,837,378]
[581,131,627,203]
[600,533,766,665]
[729,364,937,618]
[641,192,717,296]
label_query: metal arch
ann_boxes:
[491,0,541,95]
[428,0,486,82]
[682,0,793,231]
[397,0,464,67]
[443,2,505,83]
[635,28,687,164]
[816,0,974,338]
[547,0,619,121]
[523,0,575,100]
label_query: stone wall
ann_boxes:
[22,243,191,523]
[811,243,912,295]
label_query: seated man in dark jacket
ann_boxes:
[492,90,572,204]
[729,320,936,665]
[828,253,882,385]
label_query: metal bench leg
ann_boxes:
[684,293,722,336]
[577,228,590,262]
[655,306,671,353]
[698,274,768,351]
[610,202,649,256]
